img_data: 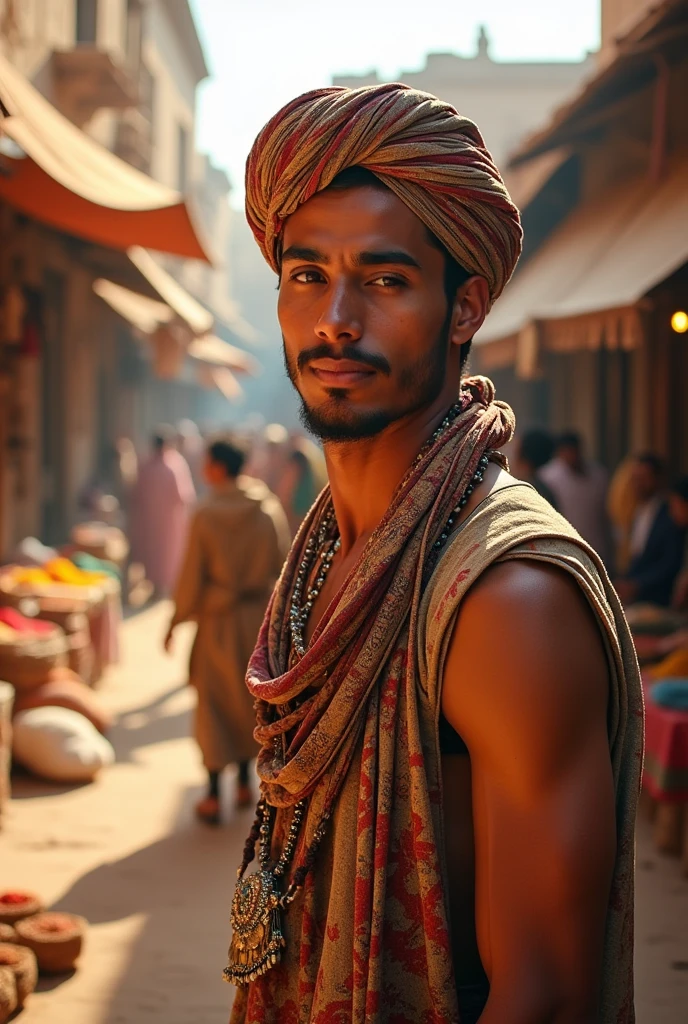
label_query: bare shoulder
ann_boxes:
[442,559,610,774]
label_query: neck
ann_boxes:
[323,393,456,555]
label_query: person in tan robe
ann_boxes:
[164,438,290,823]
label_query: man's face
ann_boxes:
[558,443,582,472]
[277,185,473,442]
[632,461,660,502]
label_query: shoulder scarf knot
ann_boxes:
[247,376,514,810]
[246,83,522,306]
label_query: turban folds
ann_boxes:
[246,83,522,306]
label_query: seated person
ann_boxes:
[616,458,687,607]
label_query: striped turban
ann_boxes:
[246,83,522,306]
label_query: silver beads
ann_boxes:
[289,509,341,659]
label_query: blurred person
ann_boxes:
[277,434,328,535]
[539,431,611,561]
[129,427,196,597]
[164,437,290,822]
[246,423,289,492]
[177,419,206,495]
[513,428,558,509]
[225,84,642,1024]
[607,456,641,574]
[617,459,687,606]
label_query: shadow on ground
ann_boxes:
[49,786,249,1024]
[111,681,191,762]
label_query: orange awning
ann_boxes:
[188,333,260,374]
[127,246,214,334]
[93,278,174,334]
[0,51,211,261]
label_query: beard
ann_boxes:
[283,313,452,444]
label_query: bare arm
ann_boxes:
[442,561,616,1024]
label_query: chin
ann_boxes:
[298,392,396,443]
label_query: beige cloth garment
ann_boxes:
[172,477,290,769]
[419,482,643,1024]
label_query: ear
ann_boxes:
[449,276,490,349]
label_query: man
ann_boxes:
[616,457,687,607]
[129,427,195,597]
[513,427,558,509]
[539,431,611,562]
[226,84,642,1024]
[164,438,289,822]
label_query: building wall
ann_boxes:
[142,0,197,190]
[334,30,594,168]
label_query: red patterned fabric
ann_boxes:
[643,682,688,802]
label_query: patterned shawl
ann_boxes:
[245,83,522,307]
[230,379,642,1024]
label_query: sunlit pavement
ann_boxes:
[2,602,687,1023]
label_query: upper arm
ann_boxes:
[442,560,615,1021]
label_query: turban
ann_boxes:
[246,83,522,306]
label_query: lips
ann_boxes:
[309,358,376,387]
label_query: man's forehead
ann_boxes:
[281,184,433,253]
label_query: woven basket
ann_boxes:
[0,571,105,616]
[29,602,91,632]
[0,684,12,830]
[0,893,43,926]
[0,965,17,1024]
[0,631,68,692]
[15,913,86,973]
[67,627,94,683]
[0,943,37,1007]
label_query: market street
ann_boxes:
[2,602,687,1024]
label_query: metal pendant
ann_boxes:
[223,869,285,986]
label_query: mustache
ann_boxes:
[297,344,391,376]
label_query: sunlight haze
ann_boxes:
[190,0,600,206]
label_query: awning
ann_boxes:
[503,147,572,211]
[540,156,688,321]
[197,364,243,401]
[127,246,214,334]
[509,0,688,167]
[0,51,210,261]
[477,174,648,345]
[477,155,688,366]
[188,334,260,374]
[93,278,173,334]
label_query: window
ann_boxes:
[177,124,189,193]
[75,0,97,44]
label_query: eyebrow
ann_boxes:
[281,245,421,270]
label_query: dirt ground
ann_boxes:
[2,601,687,1023]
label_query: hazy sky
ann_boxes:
[190,0,600,207]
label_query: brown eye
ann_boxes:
[292,270,324,284]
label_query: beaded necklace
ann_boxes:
[224,403,490,987]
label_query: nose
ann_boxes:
[315,278,363,345]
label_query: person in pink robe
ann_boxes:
[130,427,196,597]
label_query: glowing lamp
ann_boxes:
[671,310,688,334]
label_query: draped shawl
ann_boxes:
[230,379,642,1023]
